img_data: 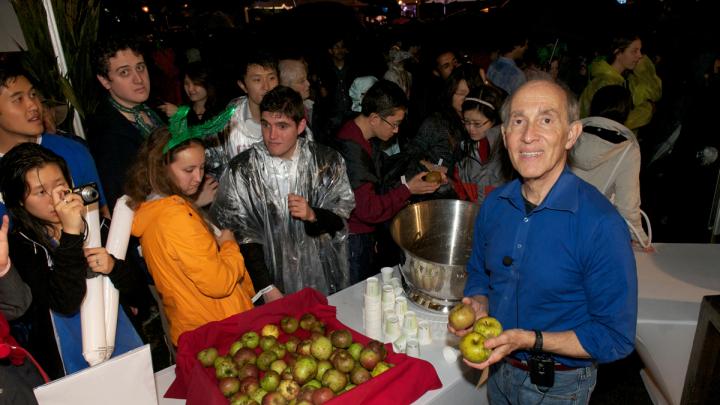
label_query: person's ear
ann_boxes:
[237,79,247,94]
[501,126,508,148]
[297,118,307,135]
[96,75,112,90]
[565,120,583,150]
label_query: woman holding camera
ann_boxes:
[126,127,256,346]
[0,143,142,379]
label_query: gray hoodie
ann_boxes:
[570,116,649,245]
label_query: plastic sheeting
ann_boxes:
[211,138,355,296]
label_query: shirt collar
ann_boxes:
[499,166,579,214]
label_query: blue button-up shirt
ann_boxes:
[464,168,637,367]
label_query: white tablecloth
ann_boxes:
[154,243,720,405]
[634,243,720,405]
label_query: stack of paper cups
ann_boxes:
[364,278,382,340]
[418,320,432,345]
[402,311,418,339]
[406,339,420,357]
[390,277,403,297]
[384,314,401,341]
[394,296,408,326]
[381,284,395,312]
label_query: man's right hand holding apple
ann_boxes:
[447,295,489,337]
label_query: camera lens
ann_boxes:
[80,187,99,203]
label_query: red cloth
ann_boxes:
[0,312,50,382]
[167,288,442,405]
[478,137,490,164]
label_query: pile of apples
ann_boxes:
[196,313,393,405]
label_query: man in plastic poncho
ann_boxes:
[211,86,356,297]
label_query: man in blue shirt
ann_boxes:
[451,80,637,404]
[0,63,107,218]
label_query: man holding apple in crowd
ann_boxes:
[450,80,638,404]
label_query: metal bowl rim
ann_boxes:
[390,199,478,268]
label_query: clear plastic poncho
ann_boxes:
[211,137,356,296]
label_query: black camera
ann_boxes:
[70,183,100,206]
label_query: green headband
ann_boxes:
[163,105,237,153]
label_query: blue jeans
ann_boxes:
[488,359,597,405]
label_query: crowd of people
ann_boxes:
[2,12,716,402]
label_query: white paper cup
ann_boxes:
[406,339,420,357]
[392,334,407,353]
[381,285,395,304]
[384,314,401,341]
[418,320,432,345]
[381,267,394,283]
[390,277,403,296]
[402,311,418,337]
[394,297,408,314]
[366,277,380,297]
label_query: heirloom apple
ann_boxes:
[459,331,492,363]
[261,324,281,338]
[310,336,333,360]
[234,348,258,367]
[473,316,503,339]
[347,342,363,360]
[260,336,278,352]
[299,313,317,330]
[277,379,300,401]
[219,377,241,397]
[311,387,335,404]
[293,355,318,384]
[270,359,288,375]
[316,360,333,380]
[448,303,476,331]
[229,340,244,357]
[242,331,261,349]
[321,369,348,393]
[257,351,278,371]
[280,316,299,334]
[330,329,353,349]
[260,370,281,392]
[197,347,218,367]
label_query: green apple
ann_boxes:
[347,342,363,361]
[260,370,281,392]
[197,347,218,367]
[459,331,492,363]
[242,331,260,349]
[229,340,244,357]
[473,316,503,338]
[261,324,281,338]
[280,316,299,334]
[448,303,476,331]
[260,336,278,352]
[310,336,333,360]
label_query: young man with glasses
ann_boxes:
[335,80,441,284]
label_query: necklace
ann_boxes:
[108,97,163,137]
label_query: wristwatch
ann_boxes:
[532,329,543,353]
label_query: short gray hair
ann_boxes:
[500,79,579,129]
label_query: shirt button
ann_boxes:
[517,244,522,249]
[523,217,529,223]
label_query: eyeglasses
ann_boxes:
[463,119,491,130]
[380,116,401,130]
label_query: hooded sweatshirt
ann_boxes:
[570,116,649,245]
[579,56,662,131]
[131,195,254,344]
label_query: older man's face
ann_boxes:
[502,81,581,189]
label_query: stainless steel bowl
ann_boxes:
[390,199,479,313]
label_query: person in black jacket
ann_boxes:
[0,143,145,379]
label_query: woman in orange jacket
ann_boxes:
[125,127,256,345]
